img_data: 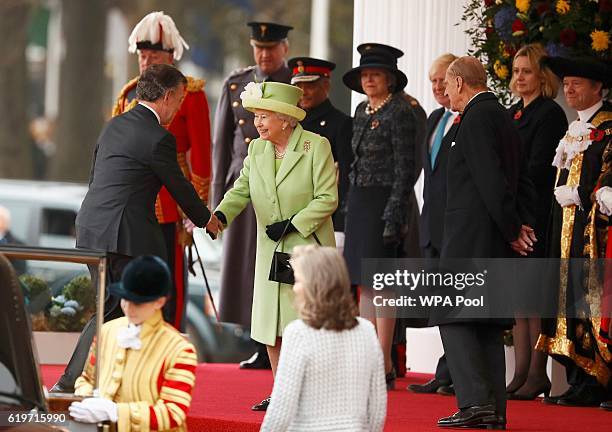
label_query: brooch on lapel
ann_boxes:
[303,140,311,152]
[514,110,522,120]
[370,119,380,130]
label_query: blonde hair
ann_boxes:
[429,53,459,78]
[290,245,358,331]
[447,56,488,89]
[510,43,560,99]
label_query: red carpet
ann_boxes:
[41,364,609,431]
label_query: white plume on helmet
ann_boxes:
[128,11,189,61]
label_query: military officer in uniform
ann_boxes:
[211,22,293,369]
[111,12,212,332]
[288,57,352,246]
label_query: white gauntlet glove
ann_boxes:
[554,185,581,208]
[69,397,118,423]
[596,186,612,216]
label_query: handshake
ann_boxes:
[182,211,226,239]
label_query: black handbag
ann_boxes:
[269,217,321,285]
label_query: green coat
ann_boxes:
[216,124,337,345]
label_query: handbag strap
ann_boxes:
[272,216,322,252]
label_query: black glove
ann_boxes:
[214,211,227,226]
[266,219,296,242]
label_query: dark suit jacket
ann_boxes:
[442,92,522,259]
[301,99,352,231]
[419,107,459,253]
[76,104,211,259]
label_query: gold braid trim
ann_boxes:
[112,76,139,117]
[591,111,612,128]
[186,76,206,93]
[535,318,611,385]
[191,173,210,201]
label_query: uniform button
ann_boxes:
[244,137,251,144]
[238,119,245,125]
[320,120,326,126]
[230,83,238,91]
[232,101,239,107]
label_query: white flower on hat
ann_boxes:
[240,82,263,101]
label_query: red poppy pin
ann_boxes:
[514,110,522,120]
[453,115,461,125]
[370,119,380,130]
[590,128,605,142]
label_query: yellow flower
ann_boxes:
[556,0,570,15]
[590,30,610,52]
[499,42,510,58]
[516,0,530,13]
[494,60,509,80]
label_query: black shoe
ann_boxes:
[600,400,612,411]
[239,352,271,370]
[437,404,496,428]
[508,382,551,401]
[49,382,74,394]
[467,416,507,430]
[542,386,576,405]
[251,396,270,411]
[408,378,450,394]
[437,384,455,396]
[557,386,606,407]
[386,368,397,391]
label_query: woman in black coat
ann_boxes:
[506,43,568,400]
[342,43,416,390]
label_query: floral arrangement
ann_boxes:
[20,274,95,332]
[462,0,611,104]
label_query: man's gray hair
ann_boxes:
[136,63,187,102]
[275,112,298,128]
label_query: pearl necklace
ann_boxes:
[365,93,392,115]
[274,146,286,159]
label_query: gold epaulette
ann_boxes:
[186,76,206,93]
[111,76,139,117]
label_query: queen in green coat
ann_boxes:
[214,81,337,389]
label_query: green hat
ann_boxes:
[241,82,306,121]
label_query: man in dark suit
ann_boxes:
[408,53,458,397]
[289,57,352,239]
[52,64,222,393]
[211,22,293,370]
[434,57,534,429]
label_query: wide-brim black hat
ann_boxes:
[542,56,611,89]
[343,43,407,94]
[109,255,171,304]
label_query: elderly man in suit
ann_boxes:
[408,53,459,397]
[433,56,535,429]
[52,64,221,393]
[211,21,293,370]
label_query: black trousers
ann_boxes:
[440,324,506,417]
[55,253,132,390]
[423,245,452,384]
[160,223,188,332]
